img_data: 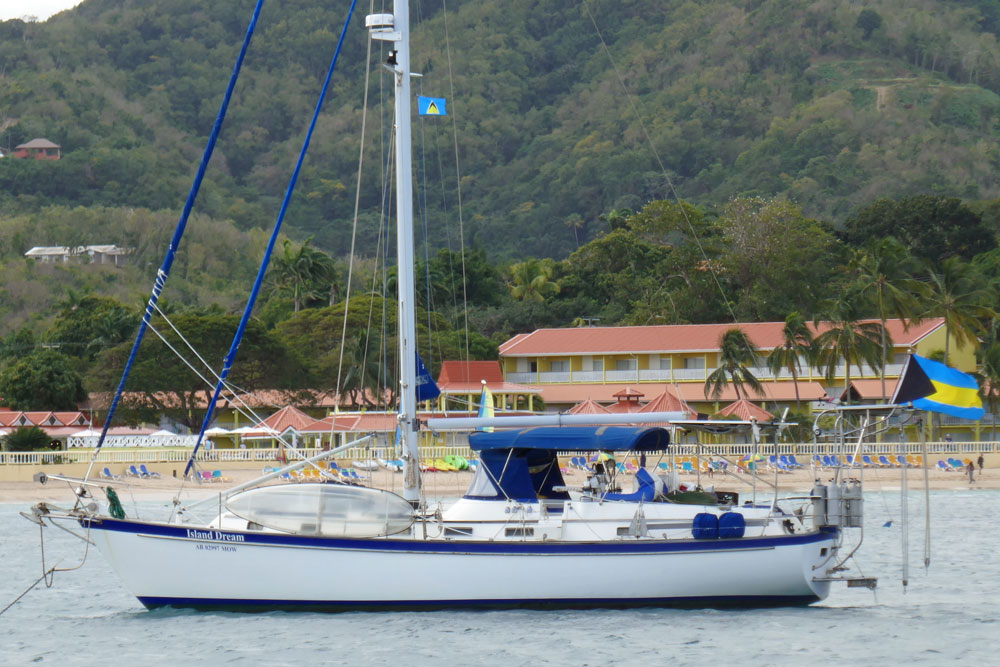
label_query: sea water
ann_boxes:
[1,490,997,666]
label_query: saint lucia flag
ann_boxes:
[415,353,441,402]
[477,382,494,432]
[891,354,984,420]
[418,96,447,116]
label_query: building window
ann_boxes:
[616,359,637,371]
[529,361,538,373]
[593,359,603,372]
[659,357,672,370]
[684,357,705,369]
[550,360,569,372]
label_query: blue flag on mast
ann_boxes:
[415,352,441,402]
[418,96,447,116]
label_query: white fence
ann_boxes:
[3,440,995,467]
[66,434,201,448]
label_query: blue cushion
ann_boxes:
[692,512,719,539]
[718,511,746,538]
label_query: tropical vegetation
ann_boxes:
[2,1,1000,418]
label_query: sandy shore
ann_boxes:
[1,464,994,505]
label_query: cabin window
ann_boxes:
[445,527,474,537]
[550,360,569,372]
[505,527,534,537]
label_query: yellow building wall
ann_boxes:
[913,328,977,372]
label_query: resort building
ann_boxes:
[24,244,131,265]
[0,409,92,445]
[498,318,971,419]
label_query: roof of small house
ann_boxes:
[15,138,60,149]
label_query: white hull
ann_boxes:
[85,514,836,610]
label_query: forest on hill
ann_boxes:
[3,1,1000,420]
[4,0,1000,258]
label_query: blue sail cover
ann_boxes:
[468,426,670,452]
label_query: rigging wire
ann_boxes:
[417,79,436,368]
[440,0,472,365]
[581,0,738,325]
[333,0,377,416]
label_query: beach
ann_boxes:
[1,463,994,505]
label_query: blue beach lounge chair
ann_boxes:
[128,465,143,478]
[101,467,121,480]
[140,464,161,479]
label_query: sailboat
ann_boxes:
[24,1,876,610]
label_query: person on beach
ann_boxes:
[967,460,975,483]
[978,454,985,472]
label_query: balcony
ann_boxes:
[507,362,905,385]
[508,368,701,384]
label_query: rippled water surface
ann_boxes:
[2,490,997,666]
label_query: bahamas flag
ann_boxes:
[891,354,984,420]
[477,383,494,432]
[418,96,447,116]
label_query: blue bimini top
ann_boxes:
[467,426,670,453]
[464,427,669,502]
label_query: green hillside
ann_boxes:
[3,0,1000,260]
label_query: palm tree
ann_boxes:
[705,328,764,401]
[767,312,814,409]
[813,293,887,406]
[268,237,338,312]
[507,258,560,302]
[922,257,996,365]
[849,237,925,400]
[335,334,386,408]
[565,213,586,247]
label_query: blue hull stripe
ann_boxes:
[86,517,837,555]
[138,594,821,612]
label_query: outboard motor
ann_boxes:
[842,480,863,528]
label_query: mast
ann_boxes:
[369,2,420,503]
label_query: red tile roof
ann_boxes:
[638,387,698,418]
[844,378,900,401]
[435,360,542,395]
[438,361,504,384]
[0,410,90,428]
[568,398,611,414]
[716,398,774,421]
[499,318,945,356]
[244,405,316,436]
